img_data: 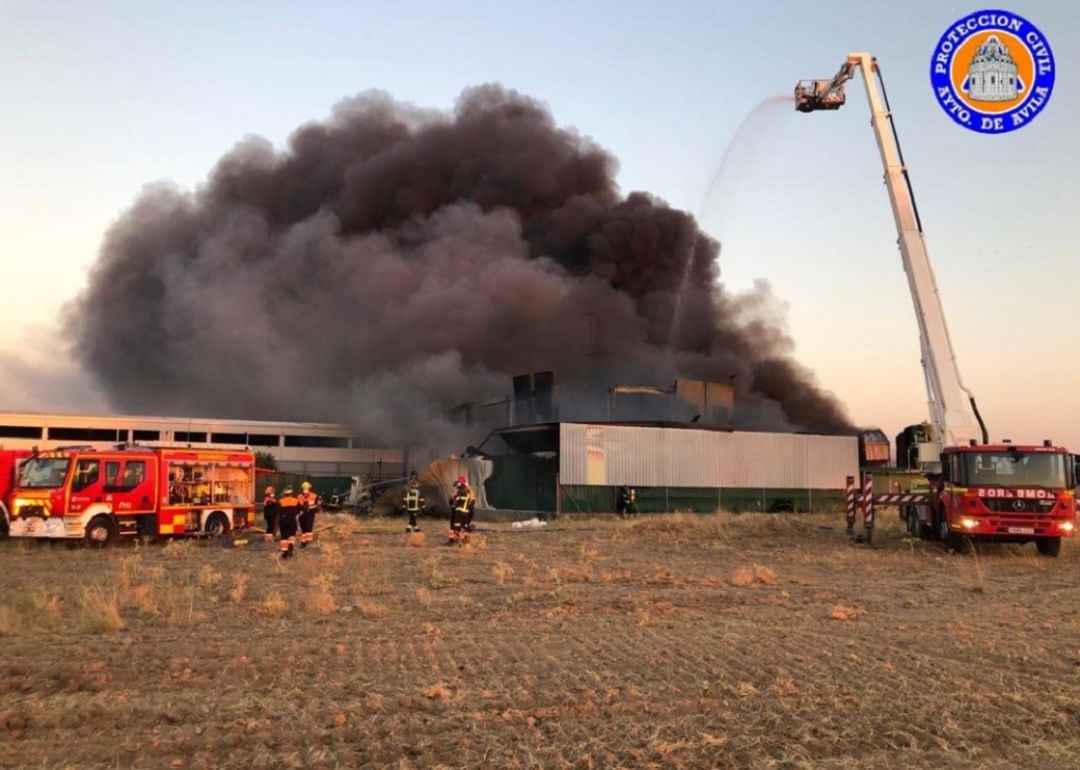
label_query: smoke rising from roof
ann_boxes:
[68,85,852,446]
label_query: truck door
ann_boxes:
[69,458,104,514]
[106,458,155,514]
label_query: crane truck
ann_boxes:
[795,53,1075,556]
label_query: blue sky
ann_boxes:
[2,0,1078,448]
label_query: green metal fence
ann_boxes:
[256,472,352,498]
[558,485,846,515]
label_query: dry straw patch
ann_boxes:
[303,589,337,615]
[261,591,287,616]
[579,544,601,563]
[318,541,344,566]
[828,604,867,621]
[198,564,223,588]
[126,584,161,616]
[228,573,250,604]
[0,605,22,636]
[491,561,516,584]
[406,532,427,548]
[31,588,64,627]
[354,600,389,618]
[421,682,453,700]
[78,586,124,632]
[304,573,338,614]
[161,539,197,560]
[729,564,779,587]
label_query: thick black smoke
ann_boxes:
[69,85,851,445]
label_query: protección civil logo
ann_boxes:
[930,9,1054,134]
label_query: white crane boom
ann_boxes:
[794,52,988,469]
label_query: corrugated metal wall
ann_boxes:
[559,424,856,489]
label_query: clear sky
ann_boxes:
[2,0,1078,450]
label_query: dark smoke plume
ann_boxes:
[68,85,851,446]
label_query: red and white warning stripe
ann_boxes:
[864,493,931,505]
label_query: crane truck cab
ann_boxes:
[933,442,1075,556]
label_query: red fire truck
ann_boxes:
[7,446,255,545]
[928,442,1075,556]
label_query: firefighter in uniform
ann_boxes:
[617,485,638,518]
[297,480,319,548]
[447,476,476,544]
[262,485,280,541]
[278,486,300,559]
[403,471,424,532]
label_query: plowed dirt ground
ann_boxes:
[1,512,1078,769]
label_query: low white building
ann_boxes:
[0,412,402,478]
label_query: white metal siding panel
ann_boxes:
[806,435,859,488]
[606,426,666,486]
[730,432,773,487]
[730,432,857,489]
[561,423,857,489]
[670,429,722,487]
[559,423,587,484]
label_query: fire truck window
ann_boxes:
[105,462,121,487]
[120,461,147,490]
[71,459,100,492]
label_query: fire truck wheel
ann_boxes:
[1036,537,1061,557]
[905,508,920,539]
[204,512,231,538]
[84,515,118,547]
[937,515,960,553]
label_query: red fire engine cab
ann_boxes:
[930,442,1075,556]
[7,446,255,545]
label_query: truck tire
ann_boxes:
[84,515,118,547]
[1036,537,1061,557]
[204,512,231,538]
[937,513,960,552]
[905,507,921,539]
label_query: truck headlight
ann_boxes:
[960,516,979,530]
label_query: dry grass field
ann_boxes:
[1,512,1078,769]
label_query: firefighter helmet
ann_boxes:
[301,481,312,490]
[264,485,275,495]
[455,475,467,485]
[282,486,294,495]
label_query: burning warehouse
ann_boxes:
[458,374,857,515]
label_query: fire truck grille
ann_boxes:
[980,498,1056,513]
[19,505,46,518]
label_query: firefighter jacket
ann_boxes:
[403,482,424,512]
[297,491,319,511]
[263,492,280,514]
[278,494,300,514]
[450,485,476,515]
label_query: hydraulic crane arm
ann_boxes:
[795,53,988,466]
